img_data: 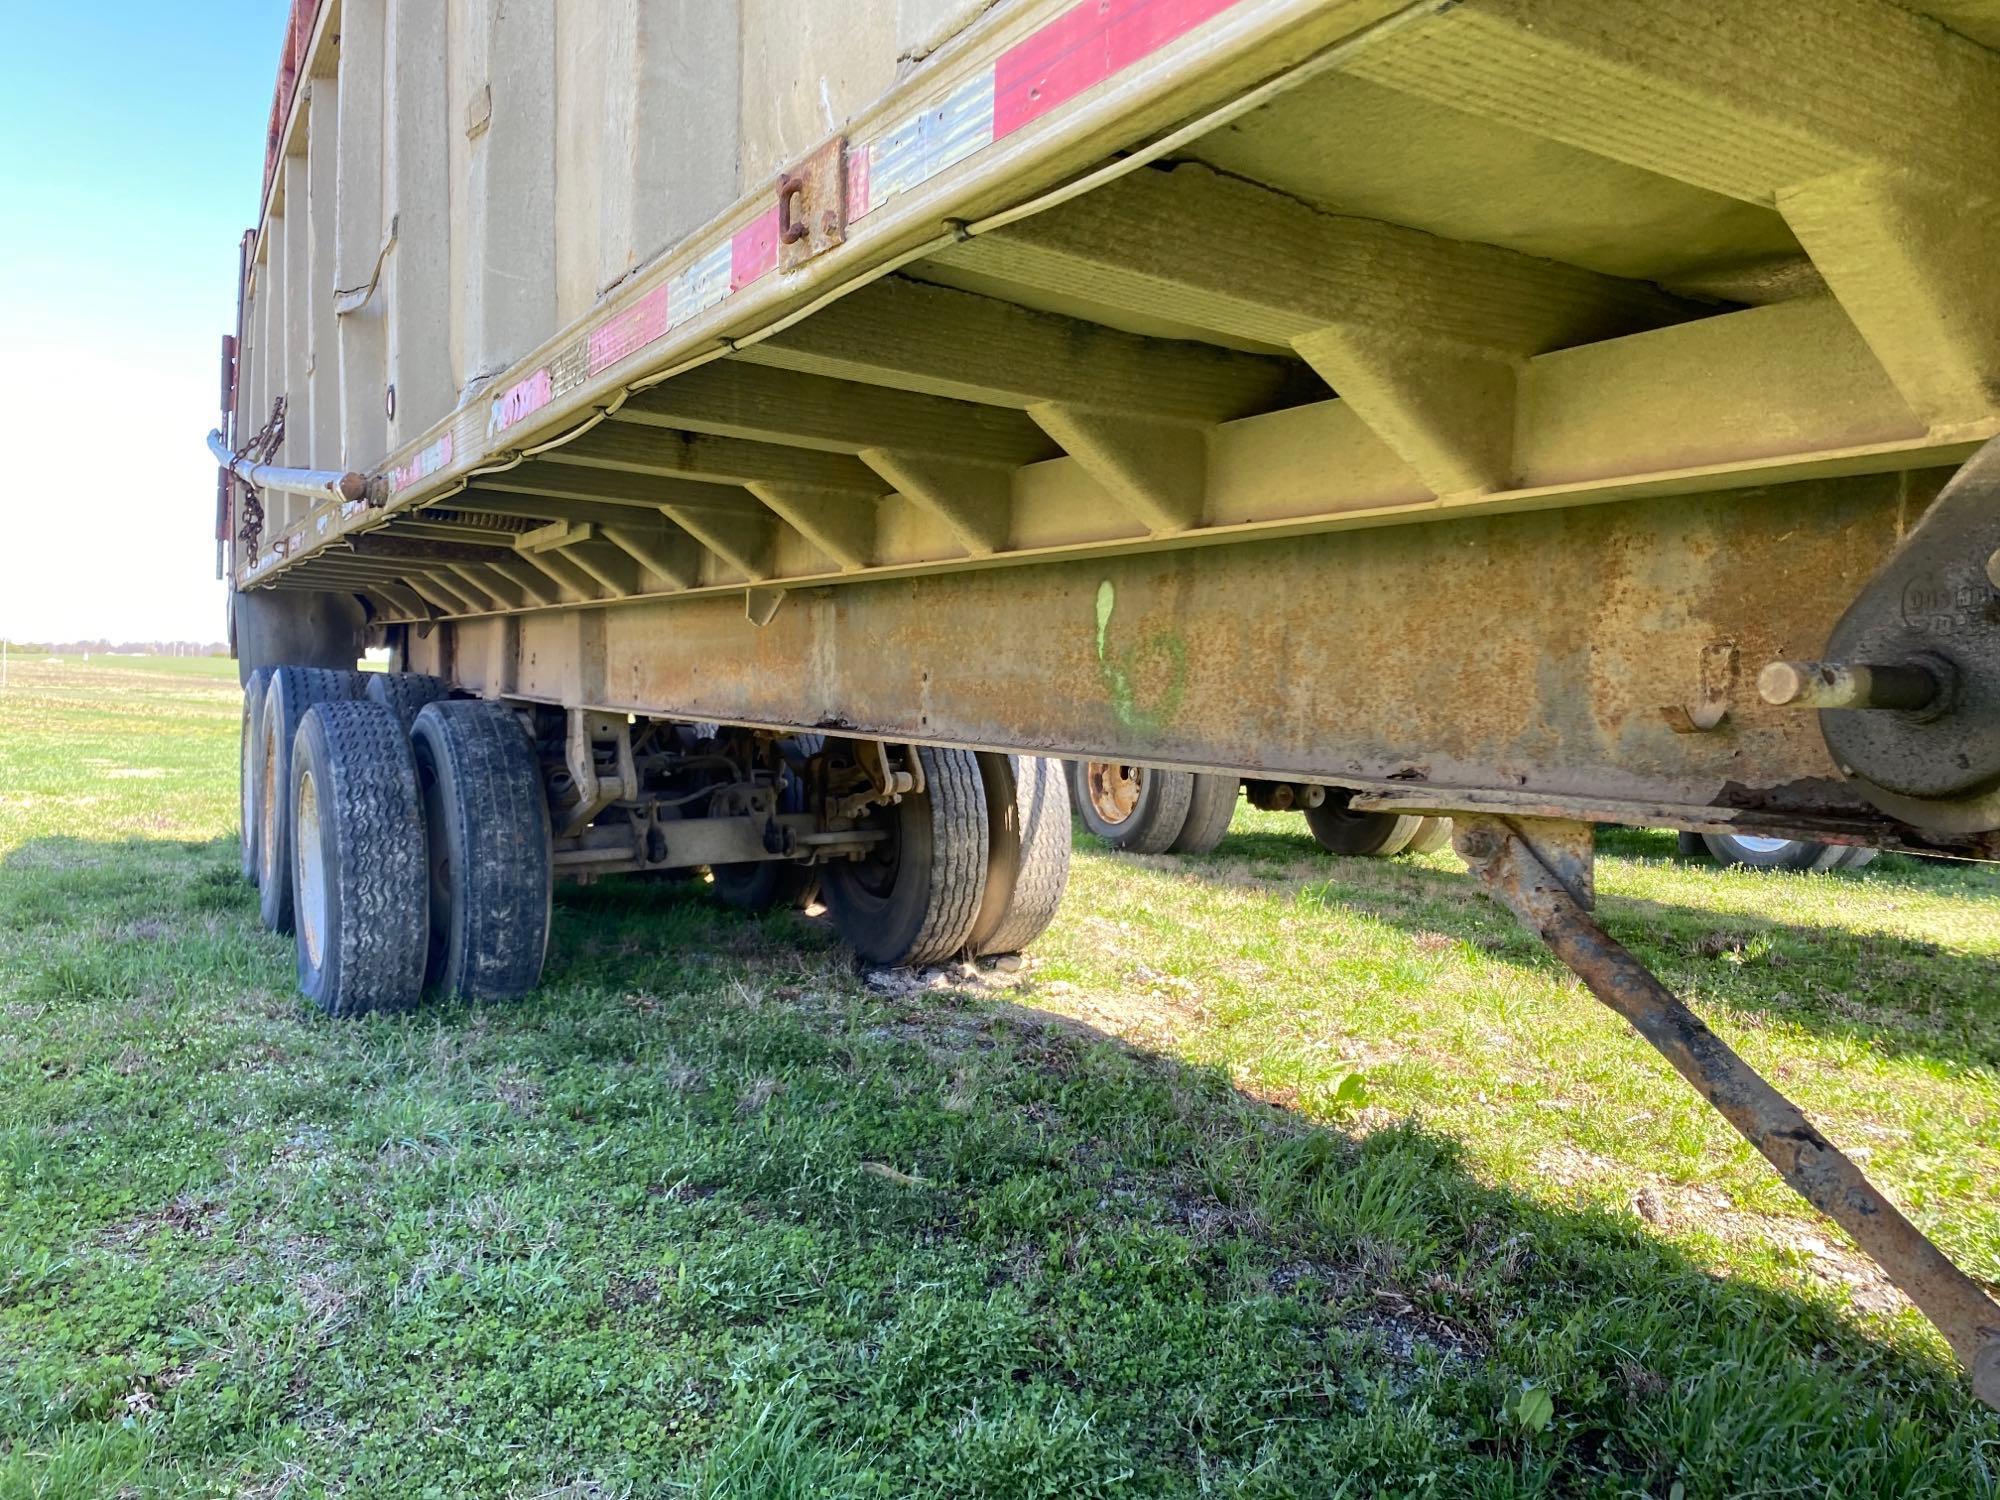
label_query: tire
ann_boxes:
[257,667,369,932]
[710,860,819,913]
[968,754,1071,956]
[366,671,449,733]
[289,700,429,1017]
[710,735,822,913]
[1699,832,1849,871]
[240,669,272,883]
[1403,816,1453,856]
[410,700,554,1002]
[1167,773,1238,855]
[1677,830,1706,858]
[823,746,988,967]
[1834,844,1880,870]
[1305,792,1423,857]
[1072,761,1193,854]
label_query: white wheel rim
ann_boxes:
[260,724,281,881]
[241,712,256,844]
[1732,835,1795,854]
[295,768,327,968]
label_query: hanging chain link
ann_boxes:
[232,395,287,561]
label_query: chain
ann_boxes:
[232,395,287,561]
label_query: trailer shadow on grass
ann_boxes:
[2,834,1998,1495]
[1170,821,2000,1073]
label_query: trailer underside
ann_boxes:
[236,0,2000,856]
[219,0,2000,1405]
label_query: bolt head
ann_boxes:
[1757,660,1807,706]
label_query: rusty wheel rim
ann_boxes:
[1085,761,1143,825]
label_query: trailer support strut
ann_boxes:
[1452,813,2000,1411]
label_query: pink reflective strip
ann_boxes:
[489,368,554,435]
[731,207,781,290]
[588,284,671,376]
[993,0,1239,137]
[847,145,873,222]
[389,433,454,494]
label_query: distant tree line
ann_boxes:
[2,639,229,658]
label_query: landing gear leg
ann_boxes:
[1453,813,2000,1411]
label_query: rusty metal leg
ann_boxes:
[1454,813,2000,1410]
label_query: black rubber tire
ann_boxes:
[1677,830,1707,858]
[1700,832,1849,872]
[710,734,823,913]
[1305,793,1422,857]
[289,700,429,1017]
[1403,816,1453,856]
[968,754,1072,956]
[710,860,819,913]
[257,667,369,932]
[1834,844,1880,870]
[1167,773,1239,855]
[240,669,272,883]
[365,671,449,733]
[410,700,554,1002]
[823,746,989,967]
[1072,761,1194,854]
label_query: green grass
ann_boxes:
[1,655,1997,1497]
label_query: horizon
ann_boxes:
[0,4,289,643]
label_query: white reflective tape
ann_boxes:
[669,244,734,327]
[858,70,997,219]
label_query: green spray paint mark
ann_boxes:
[1094,579,1187,734]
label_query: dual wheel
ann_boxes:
[822,749,1072,967]
[1677,829,1878,872]
[1066,762,1447,860]
[1302,791,1452,859]
[245,669,551,1016]
[1069,762,1238,855]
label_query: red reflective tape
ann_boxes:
[993,0,1240,137]
[390,433,454,493]
[588,284,671,376]
[731,207,781,290]
[847,144,873,222]
[488,368,553,436]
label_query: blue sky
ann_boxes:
[0,2,288,642]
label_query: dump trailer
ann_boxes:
[212,0,2000,1406]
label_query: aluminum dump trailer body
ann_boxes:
[214,0,2000,1405]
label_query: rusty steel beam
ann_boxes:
[1452,813,2000,1410]
[416,468,1994,848]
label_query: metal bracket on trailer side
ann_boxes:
[830,740,927,820]
[1453,813,2000,1410]
[560,710,639,838]
[776,135,848,272]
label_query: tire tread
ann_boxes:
[258,667,369,931]
[294,700,428,1017]
[412,700,553,1001]
[903,746,989,965]
[1167,773,1238,856]
[970,754,1071,955]
[366,672,449,733]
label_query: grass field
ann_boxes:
[2,655,1997,1498]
